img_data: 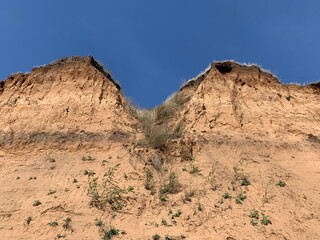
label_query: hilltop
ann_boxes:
[0,56,319,240]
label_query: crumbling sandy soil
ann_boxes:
[0,57,319,239]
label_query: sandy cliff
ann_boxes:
[0,57,319,240]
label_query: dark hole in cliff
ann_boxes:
[215,62,233,74]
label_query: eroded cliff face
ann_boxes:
[0,56,134,151]
[0,57,319,240]
[178,61,320,141]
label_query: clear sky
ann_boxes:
[1,1,319,108]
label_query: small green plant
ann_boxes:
[249,210,259,219]
[241,176,251,186]
[208,163,217,190]
[276,180,286,187]
[87,164,128,211]
[222,192,232,199]
[82,155,95,161]
[84,169,96,176]
[182,189,195,203]
[161,218,168,226]
[47,189,56,195]
[62,217,72,230]
[33,200,42,206]
[261,214,272,225]
[152,234,161,240]
[95,218,104,227]
[233,165,242,181]
[48,220,58,227]
[103,226,119,240]
[25,216,32,225]
[235,193,247,204]
[189,165,201,175]
[159,172,181,201]
[127,186,134,192]
[145,169,155,193]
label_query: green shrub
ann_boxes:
[48,220,58,227]
[261,214,272,225]
[152,234,161,240]
[95,218,104,227]
[87,164,127,211]
[222,192,232,199]
[103,227,119,240]
[33,200,42,206]
[161,218,168,226]
[25,216,32,225]
[159,172,181,200]
[62,217,72,230]
[241,176,251,186]
[145,169,155,192]
[235,193,247,204]
[276,180,286,187]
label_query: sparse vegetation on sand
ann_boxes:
[128,93,187,150]
[261,214,272,225]
[25,216,32,225]
[62,217,72,230]
[33,200,42,206]
[276,180,286,187]
[103,226,119,240]
[145,168,156,193]
[240,176,251,186]
[235,192,247,204]
[48,220,58,227]
[159,171,181,201]
[152,234,161,240]
[2,57,320,239]
[82,155,95,161]
[87,164,128,211]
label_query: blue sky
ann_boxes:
[1,1,319,108]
